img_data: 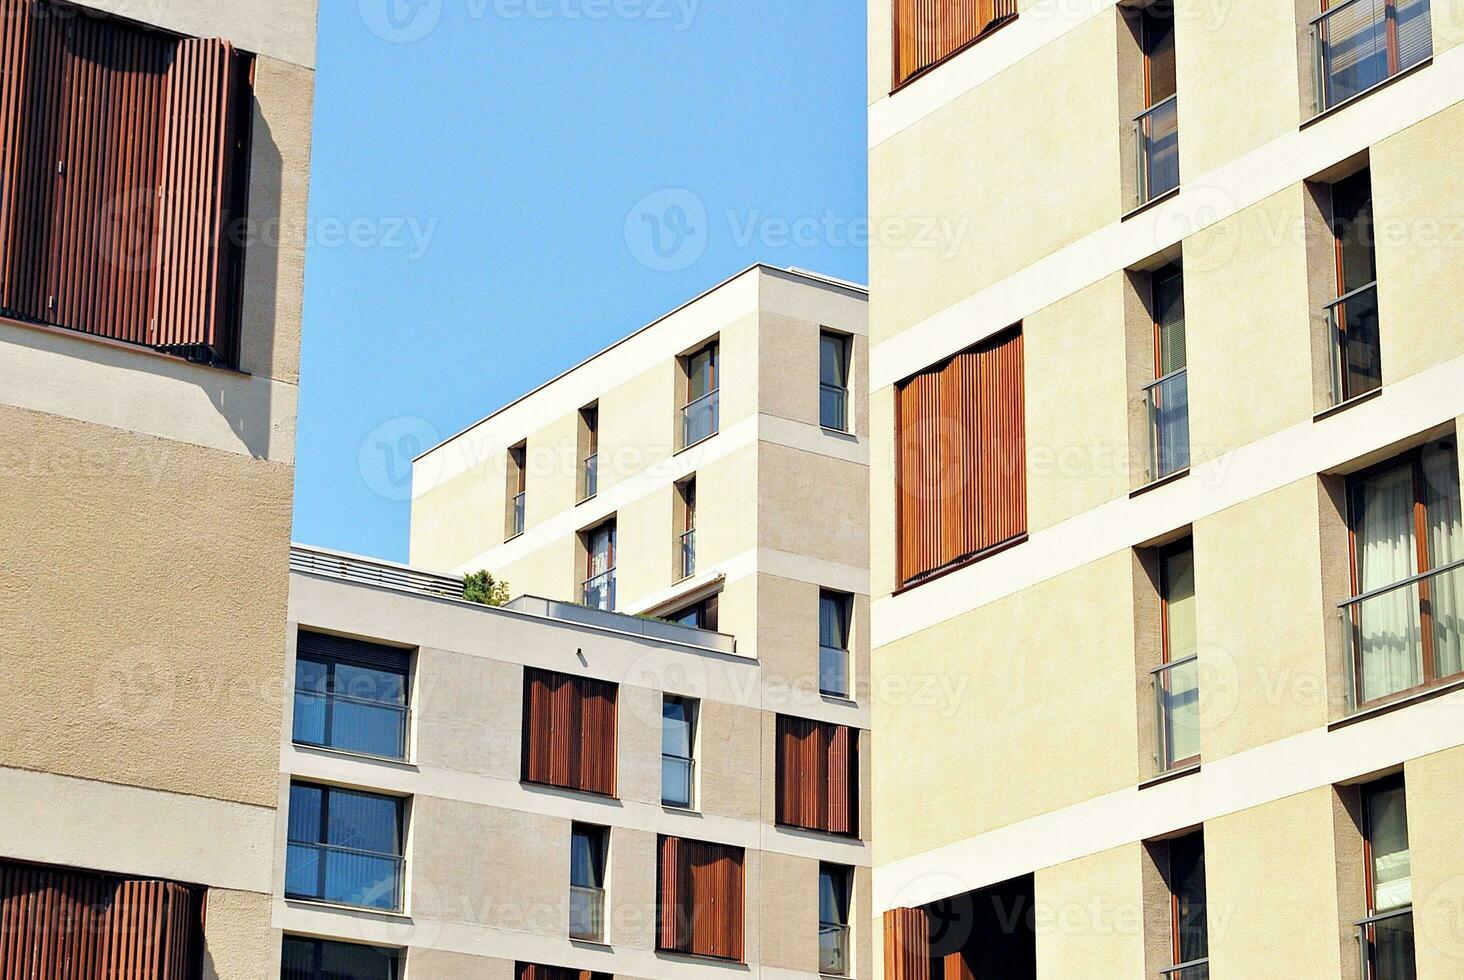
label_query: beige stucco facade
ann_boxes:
[0,1,317,976]
[869,1,1464,977]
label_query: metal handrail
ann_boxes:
[1339,556,1464,610]
[681,388,720,445]
[292,689,410,760]
[289,545,463,600]
[1150,652,1199,677]
[1152,654,1201,772]
[285,840,404,910]
[569,884,606,940]
[1134,91,1178,123]
[1159,957,1209,978]
[821,382,849,430]
[582,452,598,500]
[662,753,695,807]
[1325,279,1380,311]
[1355,905,1413,980]
[1142,365,1188,393]
[294,687,408,713]
[1356,906,1413,928]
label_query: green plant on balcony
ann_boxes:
[463,569,511,606]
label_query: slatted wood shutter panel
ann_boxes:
[1,861,201,980]
[521,668,618,797]
[775,716,858,835]
[0,0,251,365]
[514,963,610,980]
[893,0,1019,87]
[883,907,932,980]
[895,327,1026,588]
[657,836,745,962]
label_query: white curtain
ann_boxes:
[1425,444,1463,678]
[1355,464,1421,701]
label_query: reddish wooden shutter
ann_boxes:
[775,715,858,836]
[896,327,1026,588]
[514,964,610,980]
[521,667,617,797]
[0,0,251,365]
[658,836,744,961]
[884,907,932,980]
[1,861,202,980]
[893,0,1019,88]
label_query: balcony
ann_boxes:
[1159,959,1209,980]
[1356,907,1415,980]
[1144,368,1190,482]
[1326,281,1382,404]
[512,491,526,537]
[662,753,694,808]
[820,645,849,699]
[582,569,616,611]
[1313,0,1432,114]
[821,382,848,431]
[1134,95,1179,207]
[284,841,403,912]
[1339,559,1464,711]
[680,528,696,580]
[681,389,719,447]
[569,884,605,941]
[292,688,409,761]
[1152,655,1200,772]
[819,921,850,976]
[582,452,598,500]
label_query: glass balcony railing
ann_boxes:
[681,389,719,447]
[819,922,850,976]
[820,645,849,699]
[511,491,526,537]
[292,689,409,761]
[582,569,616,611]
[569,884,605,941]
[820,383,849,431]
[1159,959,1210,980]
[1144,368,1190,482]
[1356,907,1416,980]
[582,453,598,500]
[1135,94,1179,206]
[1313,0,1432,113]
[680,528,696,580]
[1327,281,1382,405]
[662,754,694,809]
[284,841,403,912]
[1152,654,1201,772]
[1339,559,1464,711]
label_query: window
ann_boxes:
[678,477,697,580]
[775,715,858,836]
[1312,0,1432,113]
[1144,265,1189,481]
[508,443,527,539]
[657,836,745,961]
[820,331,851,430]
[662,696,697,808]
[819,590,852,698]
[580,405,599,501]
[681,341,720,448]
[285,782,405,912]
[667,595,718,632]
[1153,542,1200,771]
[570,823,608,942]
[282,937,399,980]
[0,0,254,366]
[1326,169,1382,404]
[1357,776,1415,979]
[1343,440,1463,709]
[819,864,852,976]
[1134,4,1179,205]
[1161,832,1209,979]
[895,326,1026,588]
[882,877,1037,980]
[583,519,617,610]
[521,667,619,796]
[892,0,1018,88]
[292,631,410,761]
[1,860,203,976]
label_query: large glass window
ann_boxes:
[820,332,851,431]
[292,631,410,760]
[819,864,852,976]
[1358,777,1416,980]
[570,823,608,941]
[1135,4,1179,205]
[1146,265,1189,481]
[1328,170,1382,403]
[583,519,617,610]
[285,782,404,912]
[281,937,399,980]
[581,405,599,501]
[1166,832,1208,979]
[682,341,720,447]
[1314,0,1432,112]
[1344,441,1463,708]
[662,696,697,808]
[819,590,852,698]
[679,477,697,580]
[1154,543,1200,771]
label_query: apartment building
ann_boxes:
[0,0,317,976]
[869,2,1464,979]
[278,543,870,980]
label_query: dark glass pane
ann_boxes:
[325,788,401,856]
[1369,912,1417,980]
[281,937,316,980]
[821,333,848,387]
[570,826,606,887]
[319,939,398,980]
[1334,171,1377,293]
[332,663,406,705]
[288,783,323,843]
[818,865,851,924]
[663,698,693,757]
[820,592,850,649]
[1154,268,1186,376]
[1170,833,1208,963]
[1365,780,1412,912]
[1144,8,1177,103]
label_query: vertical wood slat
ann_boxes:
[515,962,611,980]
[659,836,744,962]
[883,907,932,980]
[0,861,201,980]
[774,715,858,836]
[895,327,1026,588]
[893,0,1018,88]
[521,667,618,797]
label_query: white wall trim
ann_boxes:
[873,686,1464,912]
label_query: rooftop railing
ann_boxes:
[290,545,462,599]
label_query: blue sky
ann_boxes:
[293,0,869,562]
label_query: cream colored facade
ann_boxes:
[0,1,317,977]
[868,1,1464,978]
[281,546,873,980]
